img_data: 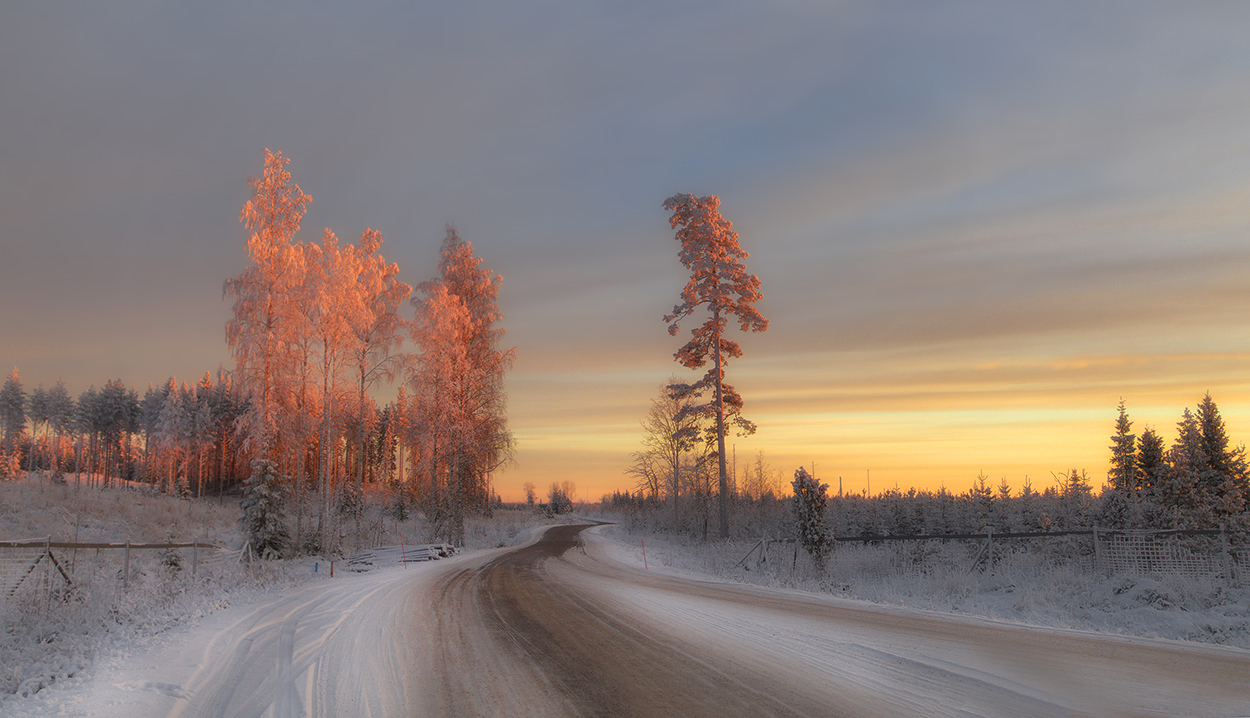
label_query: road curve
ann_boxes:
[171,524,1250,717]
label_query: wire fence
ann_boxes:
[738,527,1250,582]
[0,538,227,601]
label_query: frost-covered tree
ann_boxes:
[522,481,536,507]
[346,228,412,538]
[139,383,166,483]
[1192,393,1248,525]
[1137,426,1166,498]
[662,194,768,538]
[969,472,995,529]
[240,458,289,559]
[547,482,573,514]
[225,149,311,461]
[626,448,664,502]
[46,380,73,475]
[742,450,781,502]
[1165,407,1209,526]
[791,467,833,568]
[1108,399,1137,493]
[26,386,48,471]
[409,227,514,546]
[157,379,192,495]
[629,379,700,526]
[307,229,364,552]
[0,367,26,458]
[193,397,215,498]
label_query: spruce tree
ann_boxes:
[791,467,833,568]
[240,458,289,559]
[0,367,26,457]
[1197,393,1232,481]
[1108,399,1137,493]
[1137,426,1166,497]
[1194,393,1249,524]
[1166,408,1209,526]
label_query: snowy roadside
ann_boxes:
[0,473,565,715]
[4,573,296,718]
[1,517,559,717]
[591,523,1250,651]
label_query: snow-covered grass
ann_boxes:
[0,475,567,709]
[597,521,1250,650]
[0,475,310,707]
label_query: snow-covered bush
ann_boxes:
[791,467,832,568]
[238,459,289,559]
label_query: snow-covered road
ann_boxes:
[38,523,1250,717]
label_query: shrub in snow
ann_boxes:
[791,467,833,569]
[547,485,573,515]
[239,459,289,559]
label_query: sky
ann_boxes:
[5,2,1250,502]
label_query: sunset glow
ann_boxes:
[6,4,1250,503]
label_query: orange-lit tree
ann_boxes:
[408,227,514,546]
[225,149,311,461]
[307,229,367,552]
[662,193,768,539]
[347,228,412,537]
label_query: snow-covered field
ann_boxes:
[594,521,1250,650]
[4,514,1250,716]
[7,477,1248,715]
[0,475,562,715]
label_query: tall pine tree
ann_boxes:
[662,194,768,538]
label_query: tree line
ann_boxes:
[1,149,514,554]
[619,373,1250,538]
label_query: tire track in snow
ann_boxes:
[165,524,1250,717]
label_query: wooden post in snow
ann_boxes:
[1092,525,1103,574]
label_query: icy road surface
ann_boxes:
[65,524,1250,716]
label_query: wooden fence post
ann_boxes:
[44,537,51,605]
[123,539,130,589]
[987,528,994,575]
[192,540,198,579]
[1092,525,1103,574]
[1220,523,1232,581]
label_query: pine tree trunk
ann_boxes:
[713,310,729,539]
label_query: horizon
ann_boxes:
[6,4,1250,502]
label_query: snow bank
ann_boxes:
[595,523,1250,650]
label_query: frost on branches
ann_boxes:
[791,467,833,569]
[408,226,515,546]
[662,194,768,539]
[240,459,289,559]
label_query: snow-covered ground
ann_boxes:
[6,519,1250,716]
[0,475,562,714]
[594,522,1250,650]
